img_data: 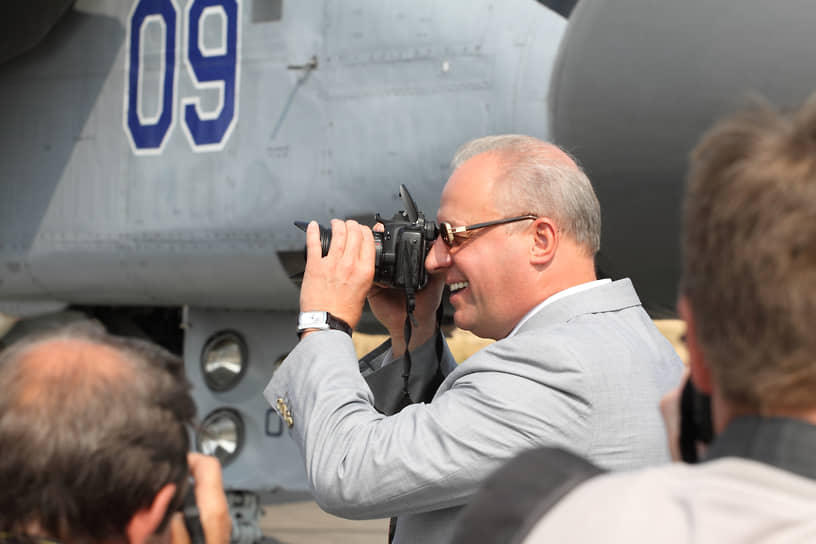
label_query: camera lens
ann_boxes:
[294,205,436,289]
[297,221,385,260]
[294,221,333,256]
[316,224,332,256]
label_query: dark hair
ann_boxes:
[682,94,816,412]
[0,321,196,542]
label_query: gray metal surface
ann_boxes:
[0,0,565,310]
[184,307,308,492]
[0,0,568,506]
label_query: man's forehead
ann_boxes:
[438,152,501,221]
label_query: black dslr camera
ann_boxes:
[296,185,438,291]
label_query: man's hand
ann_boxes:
[188,453,231,544]
[300,219,376,331]
[367,272,445,357]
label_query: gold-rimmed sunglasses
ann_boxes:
[438,215,537,248]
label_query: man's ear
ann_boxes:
[677,296,713,394]
[529,217,558,265]
[125,483,177,544]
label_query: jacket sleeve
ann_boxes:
[263,330,590,520]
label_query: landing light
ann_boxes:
[201,331,248,392]
[196,408,244,466]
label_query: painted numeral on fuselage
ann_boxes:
[125,0,179,154]
[182,0,240,151]
[125,0,240,154]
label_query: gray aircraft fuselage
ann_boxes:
[0,0,566,500]
[0,0,564,311]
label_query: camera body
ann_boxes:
[679,379,714,463]
[372,205,438,290]
[296,185,439,291]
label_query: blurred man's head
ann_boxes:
[0,322,195,544]
[425,134,601,339]
[680,96,816,420]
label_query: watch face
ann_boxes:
[298,311,329,330]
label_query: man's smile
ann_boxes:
[449,281,469,294]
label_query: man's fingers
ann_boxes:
[169,513,192,544]
[360,224,376,278]
[343,220,362,268]
[328,219,347,257]
[188,452,224,491]
[187,453,231,544]
[305,221,322,264]
[299,218,373,327]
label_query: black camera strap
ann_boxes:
[390,292,445,544]
[398,289,446,410]
[400,289,418,406]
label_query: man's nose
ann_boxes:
[425,239,451,273]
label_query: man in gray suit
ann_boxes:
[264,135,683,543]
[455,97,816,543]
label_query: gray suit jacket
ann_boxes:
[264,279,684,543]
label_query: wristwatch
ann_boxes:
[297,311,353,338]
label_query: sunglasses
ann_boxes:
[438,215,537,248]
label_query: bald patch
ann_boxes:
[14,338,133,407]
[491,142,578,171]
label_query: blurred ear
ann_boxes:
[529,217,558,265]
[126,483,177,544]
[678,296,713,394]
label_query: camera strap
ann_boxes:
[390,292,445,544]
[398,289,446,408]
[400,289,417,406]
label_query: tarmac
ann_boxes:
[261,501,387,544]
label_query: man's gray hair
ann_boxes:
[452,135,601,254]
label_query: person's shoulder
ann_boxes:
[520,463,694,542]
[559,461,692,496]
[700,457,816,496]
[455,328,585,376]
[525,459,816,543]
[454,449,695,544]
[451,446,605,544]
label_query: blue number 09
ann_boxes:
[125,0,240,154]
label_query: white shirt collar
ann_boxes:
[507,278,612,337]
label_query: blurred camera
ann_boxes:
[679,379,714,463]
[296,185,438,291]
